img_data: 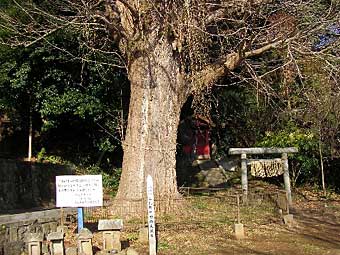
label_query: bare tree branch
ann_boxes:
[191,38,287,92]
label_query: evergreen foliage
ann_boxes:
[0,21,128,187]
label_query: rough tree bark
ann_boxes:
[114,33,187,214]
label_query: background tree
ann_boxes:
[210,13,340,190]
[0,22,129,170]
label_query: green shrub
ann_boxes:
[85,165,121,191]
[256,128,319,186]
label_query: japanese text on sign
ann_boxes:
[56,175,103,207]
[146,175,157,255]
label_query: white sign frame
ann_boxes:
[56,175,103,207]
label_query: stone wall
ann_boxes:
[0,159,75,211]
[0,208,76,255]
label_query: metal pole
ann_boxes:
[77,208,84,233]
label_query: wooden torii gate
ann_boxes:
[229,147,298,205]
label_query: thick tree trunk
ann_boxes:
[114,38,185,216]
[110,0,286,217]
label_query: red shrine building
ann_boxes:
[178,115,213,160]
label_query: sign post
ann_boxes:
[146,175,157,255]
[77,208,84,233]
[56,175,103,233]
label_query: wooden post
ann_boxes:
[147,175,157,255]
[60,207,64,227]
[241,153,248,203]
[282,153,292,205]
[233,194,245,240]
[236,194,240,224]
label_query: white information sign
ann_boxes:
[56,175,103,207]
[146,175,157,255]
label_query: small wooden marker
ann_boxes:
[234,194,245,240]
[147,175,157,255]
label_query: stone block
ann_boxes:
[28,241,41,255]
[4,240,25,255]
[47,232,64,241]
[77,228,93,255]
[65,247,77,255]
[102,231,121,252]
[98,220,123,231]
[26,233,44,255]
[49,240,64,255]
[138,227,148,244]
[233,223,245,240]
[78,239,93,255]
[47,232,64,255]
[283,214,294,227]
[77,228,93,240]
[26,232,44,243]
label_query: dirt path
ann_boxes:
[154,208,340,254]
[130,195,340,254]
[217,200,340,255]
